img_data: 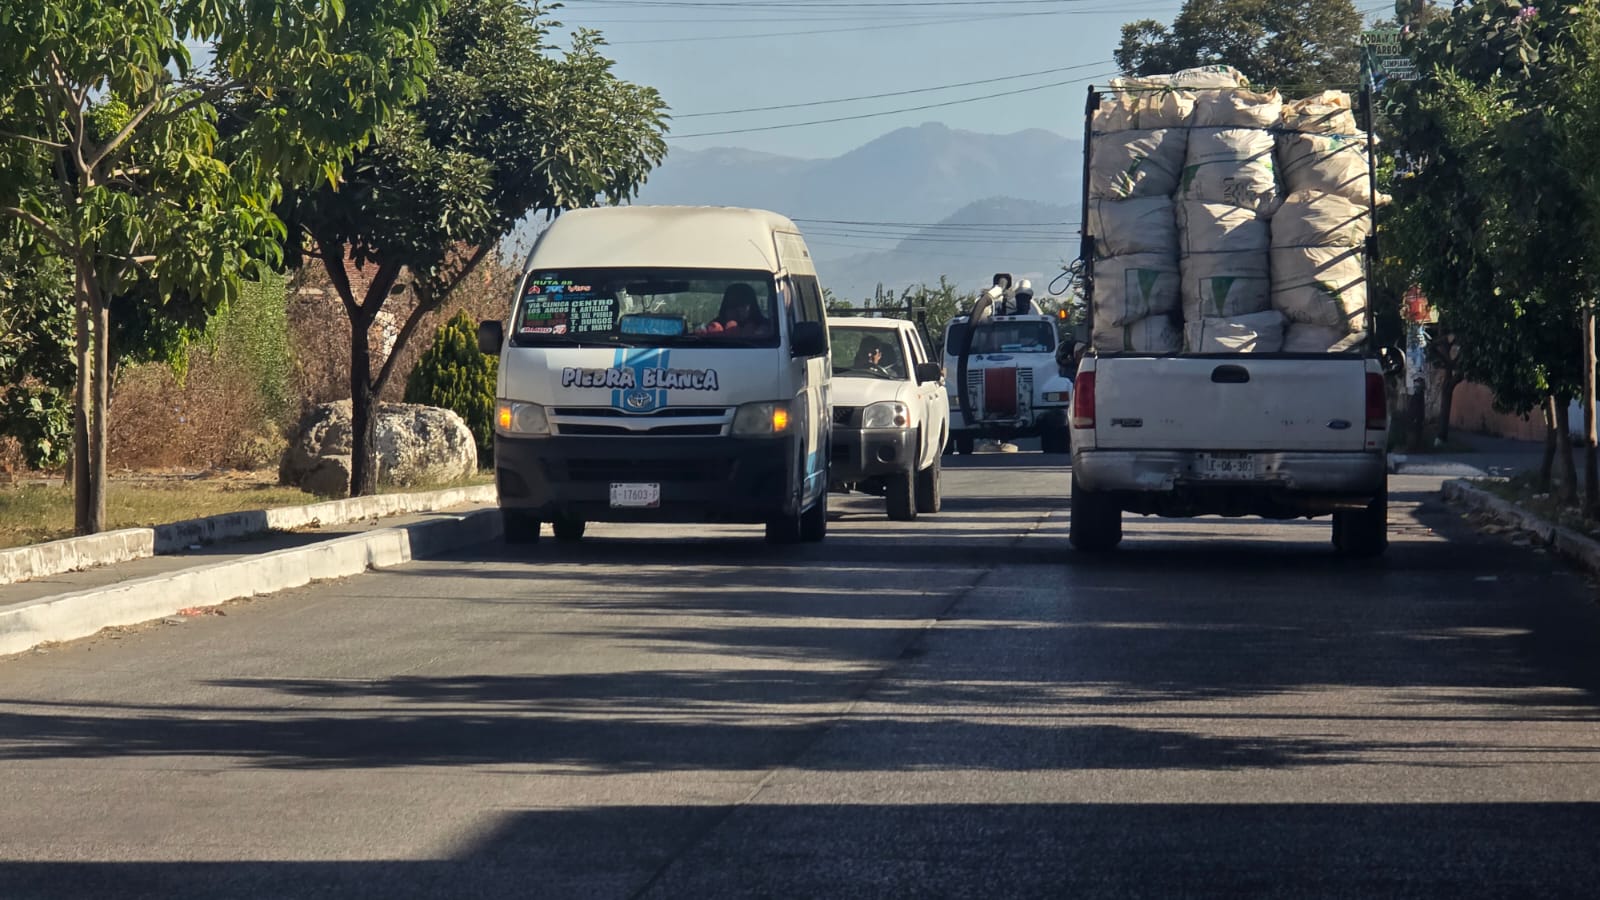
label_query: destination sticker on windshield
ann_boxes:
[561,366,720,391]
[520,279,615,333]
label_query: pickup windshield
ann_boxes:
[510,267,780,348]
[830,326,905,380]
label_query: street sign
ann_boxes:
[1364,27,1418,85]
[1403,285,1438,324]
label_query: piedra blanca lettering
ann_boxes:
[561,367,720,391]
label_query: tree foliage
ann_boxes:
[1115,0,1363,87]
[0,221,73,468]
[280,0,670,496]
[405,310,498,463]
[0,0,444,531]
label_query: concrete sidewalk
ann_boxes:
[1391,432,1546,479]
[0,495,503,657]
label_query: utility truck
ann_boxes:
[1069,70,1396,556]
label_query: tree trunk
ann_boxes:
[1541,395,1558,493]
[1405,376,1427,452]
[1585,304,1599,518]
[1438,370,1462,443]
[1556,399,1579,505]
[90,293,109,533]
[349,315,379,497]
[71,289,91,534]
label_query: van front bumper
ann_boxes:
[495,434,800,523]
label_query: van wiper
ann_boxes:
[511,334,636,348]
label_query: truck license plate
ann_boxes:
[609,483,661,508]
[1198,453,1256,479]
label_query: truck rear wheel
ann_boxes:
[1069,472,1121,552]
[954,432,975,456]
[915,454,942,514]
[1334,489,1388,558]
[886,468,917,521]
[552,516,587,542]
[1041,426,1072,455]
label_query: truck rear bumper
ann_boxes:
[1072,449,1386,518]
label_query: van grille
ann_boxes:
[557,423,723,437]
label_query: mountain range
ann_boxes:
[634,122,1084,299]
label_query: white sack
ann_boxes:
[1271,191,1371,249]
[1176,201,1269,256]
[1181,252,1271,321]
[1094,252,1181,327]
[1090,197,1178,257]
[1283,324,1368,353]
[1279,132,1373,203]
[1135,89,1197,129]
[1089,129,1189,200]
[1093,314,1183,354]
[1191,88,1283,128]
[1270,245,1367,333]
[1180,127,1279,214]
[1093,95,1137,132]
[1109,65,1247,91]
[1281,91,1358,135]
[1183,310,1287,353]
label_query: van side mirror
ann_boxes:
[478,320,504,356]
[791,321,827,358]
[915,362,943,385]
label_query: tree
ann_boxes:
[405,310,498,464]
[0,221,73,470]
[0,0,444,533]
[278,0,668,497]
[1115,0,1363,87]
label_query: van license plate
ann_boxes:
[610,483,661,508]
[1198,453,1255,479]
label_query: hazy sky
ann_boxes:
[555,0,1396,159]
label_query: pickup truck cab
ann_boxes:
[943,312,1075,455]
[828,317,949,520]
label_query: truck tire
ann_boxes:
[502,510,542,544]
[954,432,975,456]
[552,516,586,542]
[886,468,917,521]
[800,492,828,542]
[1334,489,1388,558]
[1069,472,1121,552]
[765,513,802,544]
[1041,426,1072,455]
[915,454,942,514]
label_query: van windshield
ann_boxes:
[511,268,780,348]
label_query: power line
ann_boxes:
[679,60,1112,117]
[669,70,1119,138]
[606,4,1170,44]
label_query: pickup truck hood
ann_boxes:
[831,374,910,408]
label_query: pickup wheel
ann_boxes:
[886,468,917,521]
[1069,472,1121,552]
[915,452,942,514]
[1041,425,1072,455]
[954,431,976,456]
[1334,488,1388,558]
[502,510,542,545]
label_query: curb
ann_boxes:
[0,507,502,657]
[0,484,497,587]
[1442,479,1600,577]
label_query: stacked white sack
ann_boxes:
[1271,192,1370,343]
[1095,313,1184,354]
[1177,202,1270,321]
[1184,309,1287,353]
[1097,65,1247,131]
[1088,128,1188,199]
[1180,127,1279,215]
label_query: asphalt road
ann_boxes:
[4,454,1600,898]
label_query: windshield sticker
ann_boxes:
[619,314,687,337]
[520,278,615,333]
[562,366,720,391]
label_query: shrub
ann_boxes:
[404,310,498,464]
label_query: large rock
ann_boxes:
[281,400,478,495]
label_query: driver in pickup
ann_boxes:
[853,336,902,378]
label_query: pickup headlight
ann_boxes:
[862,401,909,429]
[495,400,551,436]
[732,401,792,437]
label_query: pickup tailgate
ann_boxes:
[1093,356,1372,452]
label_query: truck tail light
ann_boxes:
[1072,371,1096,429]
[1366,373,1387,431]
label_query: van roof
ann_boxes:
[524,206,805,273]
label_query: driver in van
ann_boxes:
[709,283,772,335]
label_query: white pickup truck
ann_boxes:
[1069,79,1392,557]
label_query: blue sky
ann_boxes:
[555,0,1397,159]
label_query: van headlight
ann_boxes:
[732,401,792,437]
[862,401,909,429]
[496,400,551,436]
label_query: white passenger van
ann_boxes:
[478,206,833,544]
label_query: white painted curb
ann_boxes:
[0,507,502,657]
[1442,479,1600,576]
[0,484,497,587]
